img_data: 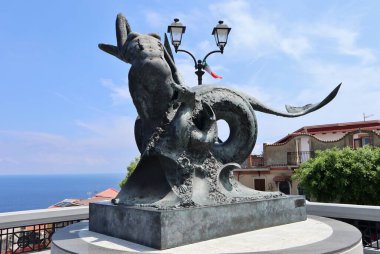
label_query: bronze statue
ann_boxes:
[99,13,341,209]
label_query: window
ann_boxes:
[354,138,362,149]
[354,135,371,148]
[254,179,266,191]
[279,181,290,195]
[362,137,370,146]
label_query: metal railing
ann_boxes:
[307,201,380,251]
[0,220,80,253]
[0,207,88,254]
[339,218,380,250]
[252,160,265,167]
[241,156,265,168]
[287,151,315,165]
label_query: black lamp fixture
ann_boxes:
[212,21,231,53]
[167,19,231,85]
[167,18,186,52]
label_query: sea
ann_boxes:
[0,173,125,213]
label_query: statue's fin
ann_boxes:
[247,83,342,117]
[285,104,313,113]
[164,34,175,64]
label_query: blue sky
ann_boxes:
[1,0,379,174]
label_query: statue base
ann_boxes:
[89,196,306,250]
[52,216,363,254]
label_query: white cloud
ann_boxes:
[76,116,136,149]
[0,130,68,145]
[301,60,380,114]
[0,116,139,174]
[280,37,312,59]
[0,157,18,164]
[310,25,376,64]
[157,1,380,158]
[208,0,311,60]
[144,10,166,29]
[5,0,379,176]
[204,0,380,154]
[198,40,215,53]
[208,0,376,65]
[175,59,198,86]
[101,78,131,104]
[209,0,279,58]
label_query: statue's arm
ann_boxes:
[98,13,132,63]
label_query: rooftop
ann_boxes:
[94,188,118,199]
[49,188,119,208]
[276,120,380,143]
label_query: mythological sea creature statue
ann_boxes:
[99,14,341,208]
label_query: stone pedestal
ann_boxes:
[52,216,363,254]
[89,196,306,249]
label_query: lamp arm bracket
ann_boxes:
[177,49,198,68]
[202,50,222,63]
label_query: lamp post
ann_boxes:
[167,19,231,85]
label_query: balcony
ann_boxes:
[0,202,379,253]
[287,151,315,165]
[241,155,265,168]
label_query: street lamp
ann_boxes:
[167,18,186,51]
[167,19,231,85]
[212,21,231,53]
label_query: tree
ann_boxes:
[293,146,380,205]
[119,156,140,188]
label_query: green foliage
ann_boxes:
[119,156,140,188]
[293,146,380,205]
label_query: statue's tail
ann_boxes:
[246,83,341,117]
[192,86,258,164]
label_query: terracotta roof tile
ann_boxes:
[275,120,380,143]
[94,188,119,198]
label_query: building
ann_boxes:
[234,120,380,195]
[49,188,119,208]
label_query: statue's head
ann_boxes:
[98,14,166,65]
[120,32,165,64]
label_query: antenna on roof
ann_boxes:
[363,113,374,121]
